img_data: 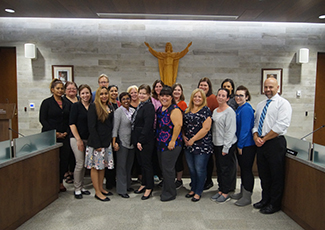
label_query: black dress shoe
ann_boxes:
[185,193,195,198]
[203,181,214,190]
[134,187,146,194]
[253,200,269,209]
[260,204,281,214]
[102,191,113,196]
[95,195,110,202]
[127,188,134,192]
[141,190,152,200]
[74,193,83,199]
[191,196,201,202]
[119,193,130,198]
[81,190,91,195]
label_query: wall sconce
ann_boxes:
[296,48,309,64]
[24,43,37,59]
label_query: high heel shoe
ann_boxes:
[141,190,152,200]
[134,187,146,194]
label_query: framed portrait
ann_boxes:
[261,68,282,95]
[52,65,74,84]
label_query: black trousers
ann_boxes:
[175,144,185,173]
[57,137,70,183]
[214,144,237,194]
[237,145,257,192]
[136,141,154,190]
[257,136,286,209]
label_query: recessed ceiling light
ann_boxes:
[5,8,15,13]
[319,15,325,19]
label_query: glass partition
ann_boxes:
[313,143,325,168]
[285,135,311,161]
[0,140,12,163]
[14,130,56,157]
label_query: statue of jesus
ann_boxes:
[144,42,192,86]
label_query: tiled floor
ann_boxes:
[18,178,303,230]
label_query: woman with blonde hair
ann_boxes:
[127,85,140,109]
[183,89,213,202]
[85,86,114,202]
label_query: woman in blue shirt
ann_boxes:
[232,85,256,206]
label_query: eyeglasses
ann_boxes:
[121,97,130,101]
[235,94,245,97]
[67,88,77,91]
[99,81,108,84]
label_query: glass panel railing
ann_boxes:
[285,135,311,161]
[313,143,325,168]
[0,140,12,163]
[14,130,56,157]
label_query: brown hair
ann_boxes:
[94,86,111,123]
[197,77,213,97]
[152,80,165,99]
[236,85,251,101]
[172,83,185,101]
[78,84,92,103]
[49,79,64,93]
[65,81,78,91]
[139,84,151,95]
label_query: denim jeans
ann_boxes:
[185,149,210,196]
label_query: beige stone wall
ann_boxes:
[1,18,324,140]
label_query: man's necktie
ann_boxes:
[258,99,271,137]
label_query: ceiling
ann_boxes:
[0,0,325,23]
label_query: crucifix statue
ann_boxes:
[144,42,192,86]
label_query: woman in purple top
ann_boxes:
[156,86,183,201]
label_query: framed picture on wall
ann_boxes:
[261,68,282,95]
[52,65,74,84]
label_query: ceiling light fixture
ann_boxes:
[5,8,15,14]
[97,13,238,21]
[319,15,325,19]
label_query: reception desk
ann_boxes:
[0,131,61,230]
[282,136,325,230]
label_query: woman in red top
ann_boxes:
[197,77,218,190]
[172,83,187,189]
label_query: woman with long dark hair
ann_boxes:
[85,86,114,202]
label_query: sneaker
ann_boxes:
[154,175,160,182]
[216,194,230,202]
[210,192,221,202]
[175,180,183,189]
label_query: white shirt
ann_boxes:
[253,94,292,137]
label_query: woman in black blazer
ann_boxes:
[39,79,71,192]
[85,86,114,202]
[131,84,155,200]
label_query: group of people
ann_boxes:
[39,73,292,214]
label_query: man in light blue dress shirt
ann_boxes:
[252,77,292,214]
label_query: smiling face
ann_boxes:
[51,83,65,97]
[129,88,138,101]
[222,81,233,95]
[121,94,131,109]
[98,77,109,88]
[193,91,204,107]
[159,94,173,107]
[155,83,163,95]
[79,87,91,103]
[235,90,247,107]
[264,78,279,99]
[173,85,182,100]
[198,81,209,95]
[65,83,77,98]
[99,88,109,104]
[217,89,229,105]
[138,89,150,102]
[109,86,118,100]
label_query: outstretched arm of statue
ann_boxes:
[144,42,164,59]
[174,41,192,59]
